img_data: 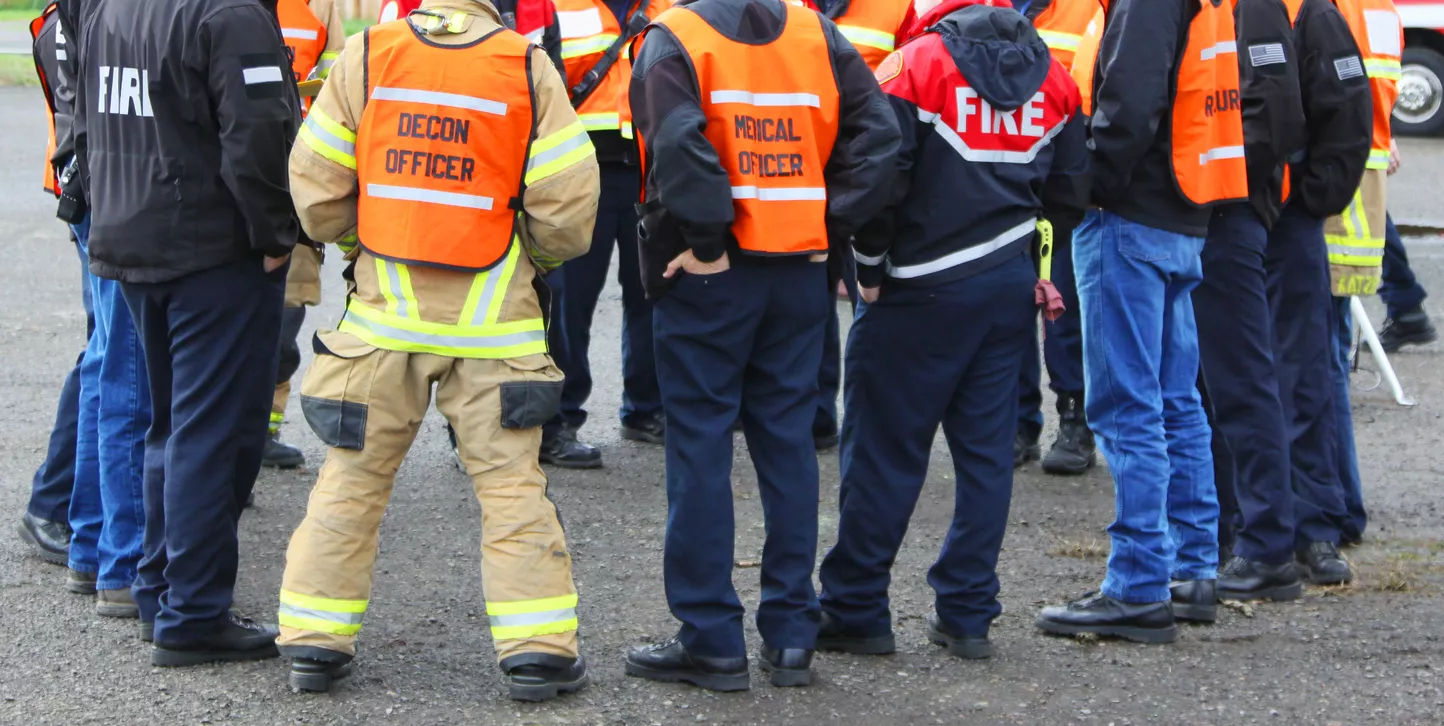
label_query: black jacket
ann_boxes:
[1235,0,1306,227]
[629,0,899,297]
[1289,0,1372,218]
[852,2,1088,288]
[32,6,76,190]
[74,0,301,283]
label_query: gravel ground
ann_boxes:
[0,87,1441,725]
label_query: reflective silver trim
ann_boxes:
[367,184,494,210]
[730,186,827,201]
[710,90,821,108]
[278,603,364,625]
[885,219,1035,280]
[370,86,508,116]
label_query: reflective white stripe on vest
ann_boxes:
[926,107,1069,165]
[1036,29,1080,52]
[561,34,618,59]
[731,186,827,201]
[1197,145,1245,166]
[837,25,895,52]
[367,184,494,210]
[370,86,508,116]
[1200,41,1237,61]
[886,218,1035,279]
[710,90,821,108]
[282,27,320,40]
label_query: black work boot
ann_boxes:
[1378,307,1438,352]
[1036,592,1177,644]
[503,655,590,702]
[540,425,603,469]
[262,432,306,469]
[815,611,895,655]
[289,653,355,693]
[1217,556,1303,601]
[927,614,992,659]
[1014,427,1041,468]
[759,645,813,687]
[17,513,70,566]
[1042,394,1096,475]
[625,636,749,692]
[1296,542,1353,585]
[813,422,839,452]
[1169,580,1217,624]
[151,612,280,667]
[620,413,666,446]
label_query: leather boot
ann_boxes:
[17,513,70,566]
[540,425,603,469]
[1042,393,1096,475]
[504,655,590,702]
[625,636,749,692]
[1378,307,1437,352]
[261,433,305,469]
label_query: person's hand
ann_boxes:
[663,249,730,278]
[264,254,291,273]
[1388,139,1401,176]
[859,285,880,304]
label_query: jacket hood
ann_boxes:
[908,0,1051,112]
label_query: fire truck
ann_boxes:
[1400,0,1444,134]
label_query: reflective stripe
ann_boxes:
[339,304,547,358]
[460,241,520,326]
[367,184,494,210]
[282,27,319,40]
[279,590,367,635]
[1364,57,1402,80]
[710,90,821,108]
[525,121,595,184]
[1200,40,1237,61]
[837,25,895,52]
[1036,29,1080,52]
[731,186,827,201]
[1198,145,1245,166]
[1327,241,1385,260]
[376,259,416,318]
[620,121,634,140]
[300,109,357,169]
[929,109,1069,164]
[488,594,580,637]
[487,593,579,616]
[370,86,508,116]
[561,34,618,59]
[853,248,885,266]
[578,112,621,130]
[885,218,1035,279]
[338,234,359,255]
[1366,148,1392,170]
[317,51,340,78]
[491,617,579,641]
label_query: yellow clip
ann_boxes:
[1036,219,1054,282]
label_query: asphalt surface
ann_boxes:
[1,86,1442,725]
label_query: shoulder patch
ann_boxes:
[875,51,903,85]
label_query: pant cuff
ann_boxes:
[1101,582,1168,605]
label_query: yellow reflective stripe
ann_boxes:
[1364,57,1402,80]
[485,239,521,324]
[279,613,363,636]
[298,126,356,170]
[298,107,357,169]
[578,112,621,131]
[1366,148,1392,170]
[525,121,595,184]
[280,589,367,613]
[1036,29,1080,52]
[486,593,579,616]
[316,51,340,79]
[561,34,618,59]
[837,24,895,52]
[269,411,285,424]
[621,121,633,140]
[490,617,579,641]
[375,258,401,316]
[458,241,520,326]
[339,303,547,358]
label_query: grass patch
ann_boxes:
[0,54,38,87]
[0,0,45,21]
[343,17,374,37]
[1048,537,1108,561]
[1368,554,1428,593]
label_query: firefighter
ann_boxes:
[540,0,674,469]
[264,0,347,471]
[278,0,600,700]
[1012,0,1098,474]
[623,0,898,691]
[1036,0,1248,643]
[817,0,1087,661]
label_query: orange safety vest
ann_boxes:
[642,3,840,255]
[1333,0,1401,169]
[1072,0,1246,207]
[279,0,328,114]
[832,0,913,70]
[1070,6,1103,114]
[30,3,60,197]
[1032,0,1099,70]
[557,0,669,132]
[355,22,536,271]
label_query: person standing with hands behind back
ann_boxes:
[73,0,299,665]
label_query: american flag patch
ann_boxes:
[1335,55,1365,80]
[1249,43,1286,67]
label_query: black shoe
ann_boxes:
[926,614,992,659]
[540,426,603,469]
[813,424,839,452]
[139,621,154,642]
[1297,542,1353,585]
[445,424,466,472]
[620,414,666,445]
[1042,395,1096,475]
[1217,556,1303,601]
[66,568,97,595]
[1169,580,1217,624]
[17,513,70,566]
[151,613,280,667]
[1014,428,1041,468]
[625,636,749,692]
[504,655,590,701]
[759,646,812,687]
[1378,307,1438,353]
[290,655,355,693]
[261,433,306,469]
[1036,592,1177,644]
[815,611,895,655]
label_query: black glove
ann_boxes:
[55,157,88,224]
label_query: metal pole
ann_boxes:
[1351,295,1415,407]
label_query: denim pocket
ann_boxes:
[1115,227,1173,263]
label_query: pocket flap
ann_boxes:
[313,329,377,359]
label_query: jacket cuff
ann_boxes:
[685,224,728,263]
[855,259,886,288]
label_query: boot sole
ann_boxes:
[1381,330,1438,353]
[97,602,140,619]
[261,457,305,469]
[17,522,69,567]
[290,662,355,693]
[539,455,604,470]
[151,642,280,667]
[619,428,665,445]
[1041,453,1097,476]
[815,633,896,655]
[1172,603,1217,624]
[509,671,589,702]
[65,579,97,595]
[927,624,992,659]
[759,660,811,687]
[1218,580,1303,602]
[624,661,750,692]
[1300,568,1353,586]
[1037,620,1178,644]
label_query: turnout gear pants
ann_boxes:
[271,246,324,432]
[277,330,579,663]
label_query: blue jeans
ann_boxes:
[67,217,150,591]
[28,238,95,523]
[1379,214,1427,320]
[1074,210,1217,603]
[1330,297,1366,540]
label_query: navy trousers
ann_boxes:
[1379,214,1427,320]
[120,257,285,642]
[817,253,859,436]
[1268,205,1348,548]
[546,163,661,435]
[27,239,95,523]
[1197,205,1294,564]
[820,254,1035,638]
[654,257,828,657]
[1017,217,1083,435]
